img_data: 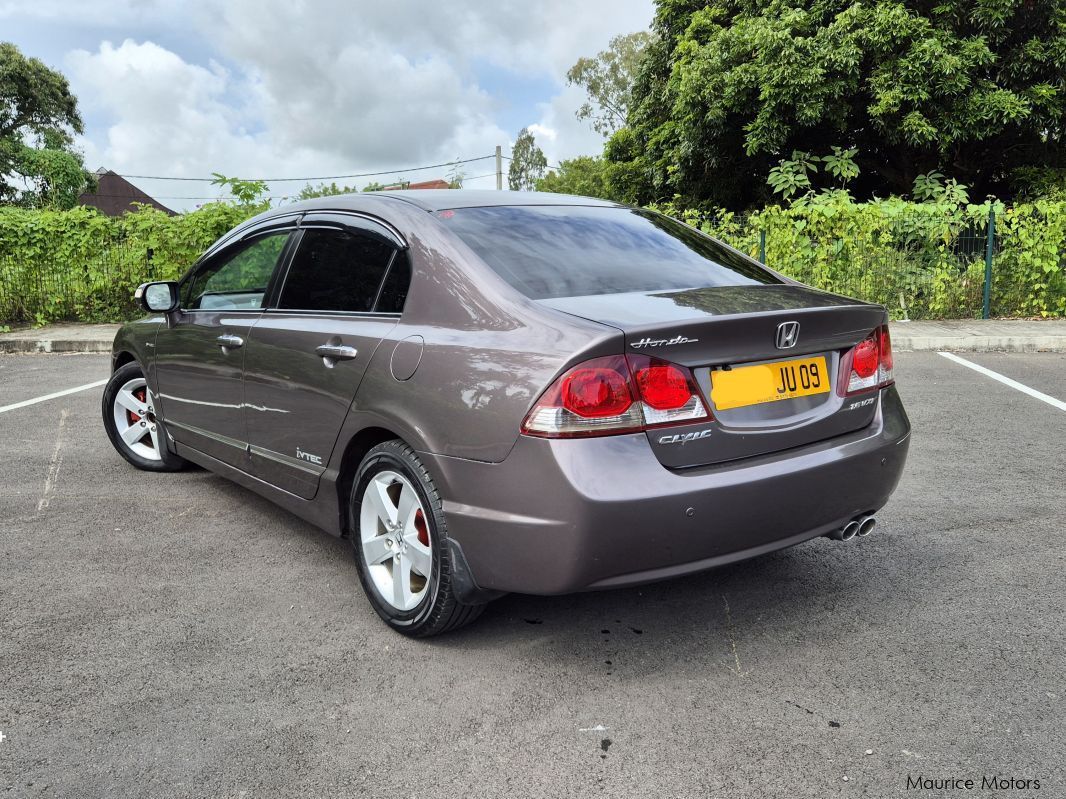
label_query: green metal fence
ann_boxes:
[1,204,1063,326]
[695,206,1009,321]
[0,241,161,326]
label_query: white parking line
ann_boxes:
[0,380,107,414]
[938,352,1066,413]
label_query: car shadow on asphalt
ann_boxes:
[198,470,940,669]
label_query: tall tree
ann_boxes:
[610,0,1066,208]
[535,156,614,199]
[567,31,654,137]
[1,42,92,208]
[508,128,547,191]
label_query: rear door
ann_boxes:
[242,213,409,498]
[154,223,296,467]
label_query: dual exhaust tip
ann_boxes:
[828,514,876,542]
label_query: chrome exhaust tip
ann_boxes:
[828,520,860,541]
[856,515,877,537]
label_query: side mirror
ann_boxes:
[135,281,180,313]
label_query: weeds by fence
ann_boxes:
[1,195,1065,326]
[0,203,257,326]
[665,195,1066,320]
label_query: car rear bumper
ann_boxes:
[423,386,910,596]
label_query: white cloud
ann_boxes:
[23,0,656,207]
[531,84,612,169]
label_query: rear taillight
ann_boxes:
[522,354,710,438]
[840,324,895,396]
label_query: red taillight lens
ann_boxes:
[522,354,710,438]
[841,324,894,395]
[561,366,633,418]
[852,335,879,379]
[634,363,691,410]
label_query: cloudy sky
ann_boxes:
[1,0,654,210]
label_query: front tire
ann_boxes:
[102,362,186,472]
[350,440,485,637]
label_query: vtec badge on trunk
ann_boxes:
[658,428,712,445]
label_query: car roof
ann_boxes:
[284,189,624,214]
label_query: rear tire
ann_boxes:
[102,362,187,472]
[350,440,486,637]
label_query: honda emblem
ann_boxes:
[775,321,800,349]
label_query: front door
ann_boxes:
[242,214,409,498]
[154,228,294,467]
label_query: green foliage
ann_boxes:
[611,0,1066,209]
[210,173,270,205]
[508,128,548,191]
[567,31,655,137]
[0,202,257,325]
[663,193,1065,319]
[446,158,465,189]
[296,181,357,200]
[767,151,817,199]
[362,181,386,192]
[1,42,92,207]
[1,191,1063,326]
[821,147,860,186]
[536,156,614,198]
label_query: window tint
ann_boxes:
[437,205,780,300]
[278,228,395,312]
[375,251,411,313]
[183,232,289,310]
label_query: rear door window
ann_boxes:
[278,228,397,312]
[437,205,780,300]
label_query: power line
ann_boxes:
[499,154,566,171]
[114,154,497,183]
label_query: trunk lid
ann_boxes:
[539,284,887,468]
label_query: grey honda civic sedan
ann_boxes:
[103,190,910,636]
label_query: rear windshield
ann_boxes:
[436,205,779,299]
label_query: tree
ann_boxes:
[610,0,1066,209]
[296,181,357,200]
[210,173,270,205]
[535,156,614,199]
[567,31,654,137]
[1,42,92,208]
[508,128,547,191]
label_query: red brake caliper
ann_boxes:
[414,509,429,547]
[127,387,147,426]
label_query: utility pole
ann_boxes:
[495,145,503,190]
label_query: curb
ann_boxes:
[893,336,1066,353]
[0,339,114,354]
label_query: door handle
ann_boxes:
[316,344,358,367]
[216,334,244,351]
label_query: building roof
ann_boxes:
[78,169,176,216]
[383,178,451,191]
[368,189,622,212]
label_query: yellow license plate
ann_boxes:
[710,355,830,411]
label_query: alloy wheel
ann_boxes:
[359,470,433,611]
[111,377,162,461]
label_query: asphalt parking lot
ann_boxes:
[1,351,1064,798]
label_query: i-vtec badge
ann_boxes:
[843,397,876,411]
[658,429,712,445]
[296,447,323,465]
[631,334,699,349]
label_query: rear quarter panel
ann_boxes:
[335,201,618,463]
